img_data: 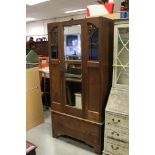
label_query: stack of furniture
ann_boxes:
[35,37,48,56]
[48,17,114,154]
[103,19,129,155]
[26,37,48,56]
[39,67,51,107]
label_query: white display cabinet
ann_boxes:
[113,23,129,89]
[103,20,129,155]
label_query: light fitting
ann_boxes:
[26,18,36,22]
[26,0,50,6]
[65,9,86,14]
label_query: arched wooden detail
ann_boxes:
[50,26,58,59]
[87,23,99,60]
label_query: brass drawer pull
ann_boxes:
[112,118,120,124]
[111,145,119,150]
[111,131,119,136]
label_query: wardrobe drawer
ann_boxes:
[105,127,129,142]
[52,111,101,145]
[105,112,128,130]
[104,138,129,155]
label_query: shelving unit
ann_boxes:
[65,78,82,83]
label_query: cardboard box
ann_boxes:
[75,93,82,109]
[26,67,44,130]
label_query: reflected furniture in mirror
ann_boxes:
[48,17,114,154]
[64,25,82,108]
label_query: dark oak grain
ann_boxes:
[48,17,114,154]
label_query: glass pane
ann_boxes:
[51,27,58,59]
[117,67,129,85]
[64,25,82,109]
[87,23,99,60]
[116,27,129,85]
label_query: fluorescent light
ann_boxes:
[26,0,50,6]
[26,18,36,22]
[65,9,86,14]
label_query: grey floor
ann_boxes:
[26,107,97,155]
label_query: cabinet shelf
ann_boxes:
[65,78,82,83]
[51,44,57,46]
[65,60,81,64]
[90,42,98,46]
[113,64,129,68]
[65,73,81,79]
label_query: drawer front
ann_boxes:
[105,127,129,142]
[104,138,129,155]
[52,111,101,146]
[105,112,128,130]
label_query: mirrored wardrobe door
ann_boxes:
[63,25,82,110]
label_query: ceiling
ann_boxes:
[26,0,98,22]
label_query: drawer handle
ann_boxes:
[111,131,119,136]
[111,145,119,150]
[112,118,120,124]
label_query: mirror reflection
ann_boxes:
[64,25,82,109]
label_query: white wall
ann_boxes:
[26,14,86,41]
[26,1,121,42]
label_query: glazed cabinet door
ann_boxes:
[48,23,64,112]
[84,18,101,122]
[113,23,129,89]
[84,18,113,123]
